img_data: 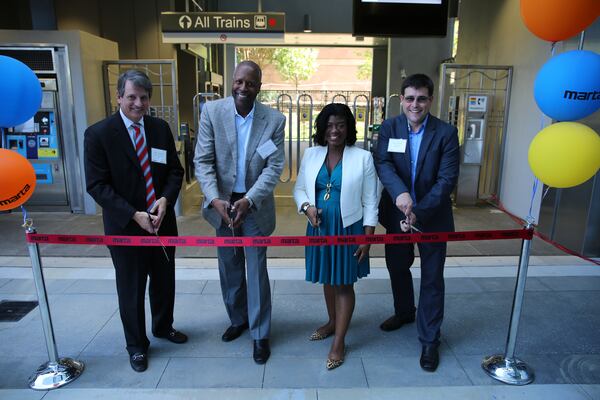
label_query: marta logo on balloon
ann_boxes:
[0,183,32,206]
[563,90,600,101]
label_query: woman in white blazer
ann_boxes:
[293,103,379,370]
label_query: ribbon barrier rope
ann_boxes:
[23,225,538,387]
[26,228,533,247]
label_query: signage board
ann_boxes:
[161,12,285,44]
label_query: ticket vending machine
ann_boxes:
[1,77,69,207]
[456,94,488,205]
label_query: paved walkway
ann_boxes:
[0,256,599,399]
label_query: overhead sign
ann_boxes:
[161,12,285,44]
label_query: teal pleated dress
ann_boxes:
[305,161,370,285]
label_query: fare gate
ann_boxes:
[0,46,81,212]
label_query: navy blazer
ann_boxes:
[84,112,183,236]
[374,113,459,232]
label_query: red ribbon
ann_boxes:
[25,229,533,247]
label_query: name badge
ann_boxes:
[151,148,167,164]
[257,139,277,159]
[387,138,407,153]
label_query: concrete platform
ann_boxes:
[0,256,599,399]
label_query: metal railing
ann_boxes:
[276,93,293,183]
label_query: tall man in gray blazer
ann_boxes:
[194,61,285,364]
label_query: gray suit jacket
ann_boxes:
[194,97,286,235]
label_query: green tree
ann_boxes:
[272,48,319,91]
[356,49,372,80]
[235,48,276,71]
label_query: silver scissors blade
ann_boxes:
[400,219,422,233]
[147,213,170,262]
[409,224,422,233]
[228,206,237,255]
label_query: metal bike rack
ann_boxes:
[386,93,401,119]
[193,92,221,138]
[296,94,314,172]
[353,94,371,150]
[331,93,348,104]
[276,93,293,183]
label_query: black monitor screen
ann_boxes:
[353,0,449,37]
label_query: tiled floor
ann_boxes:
[0,275,598,395]
[1,203,597,399]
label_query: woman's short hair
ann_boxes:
[313,103,358,146]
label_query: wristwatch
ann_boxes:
[300,202,313,214]
[244,195,254,208]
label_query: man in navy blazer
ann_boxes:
[85,70,186,372]
[374,73,459,372]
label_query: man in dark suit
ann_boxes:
[84,70,187,372]
[374,73,459,372]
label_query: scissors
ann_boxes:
[306,208,322,236]
[228,205,238,256]
[400,218,422,233]
[147,212,170,262]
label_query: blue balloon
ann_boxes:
[534,50,600,122]
[0,56,43,128]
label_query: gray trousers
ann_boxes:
[216,212,271,339]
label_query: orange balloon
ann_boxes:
[520,0,600,42]
[0,149,37,211]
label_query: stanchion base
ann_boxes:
[482,354,534,385]
[28,358,84,390]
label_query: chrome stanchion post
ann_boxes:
[25,223,84,390]
[482,221,535,385]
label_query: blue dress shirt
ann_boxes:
[408,114,429,205]
[233,105,255,193]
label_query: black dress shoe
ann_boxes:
[129,352,147,372]
[379,314,416,332]
[420,344,439,372]
[253,339,271,364]
[222,322,249,342]
[155,328,188,344]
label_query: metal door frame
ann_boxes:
[102,59,181,213]
[102,60,179,137]
[438,64,513,201]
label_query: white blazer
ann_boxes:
[293,145,380,228]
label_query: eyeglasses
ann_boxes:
[402,96,431,104]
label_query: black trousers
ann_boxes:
[109,244,176,355]
[384,240,446,346]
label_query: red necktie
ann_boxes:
[133,123,156,211]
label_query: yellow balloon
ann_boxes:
[528,122,600,188]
